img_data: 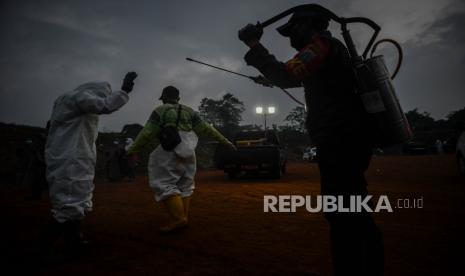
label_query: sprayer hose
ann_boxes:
[370,38,403,79]
[278,87,305,106]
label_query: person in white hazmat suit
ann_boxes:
[127,86,235,233]
[43,72,137,252]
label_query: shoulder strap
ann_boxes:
[175,105,182,128]
[160,104,182,128]
[160,107,168,127]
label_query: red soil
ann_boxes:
[2,154,464,275]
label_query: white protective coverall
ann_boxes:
[148,131,198,201]
[45,82,129,223]
[127,103,232,202]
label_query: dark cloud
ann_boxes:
[392,3,465,118]
[0,0,464,131]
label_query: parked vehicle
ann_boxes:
[215,130,287,179]
[402,141,430,155]
[302,147,317,162]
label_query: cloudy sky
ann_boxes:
[1,0,464,131]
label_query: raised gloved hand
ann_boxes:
[121,71,138,93]
[238,22,263,47]
[250,75,274,87]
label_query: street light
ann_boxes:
[255,105,276,131]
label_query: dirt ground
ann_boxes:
[2,154,464,275]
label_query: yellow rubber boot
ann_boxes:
[160,195,188,233]
[182,196,191,220]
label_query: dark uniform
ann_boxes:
[244,31,384,275]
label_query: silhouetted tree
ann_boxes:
[198,93,245,137]
[446,107,465,132]
[405,108,435,131]
[284,106,306,133]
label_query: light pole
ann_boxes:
[255,106,275,131]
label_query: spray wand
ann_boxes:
[185,57,305,106]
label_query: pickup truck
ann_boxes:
[214,130,287,179]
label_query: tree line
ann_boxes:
[119,92,464,147]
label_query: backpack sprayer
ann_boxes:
[187,3,412,147]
